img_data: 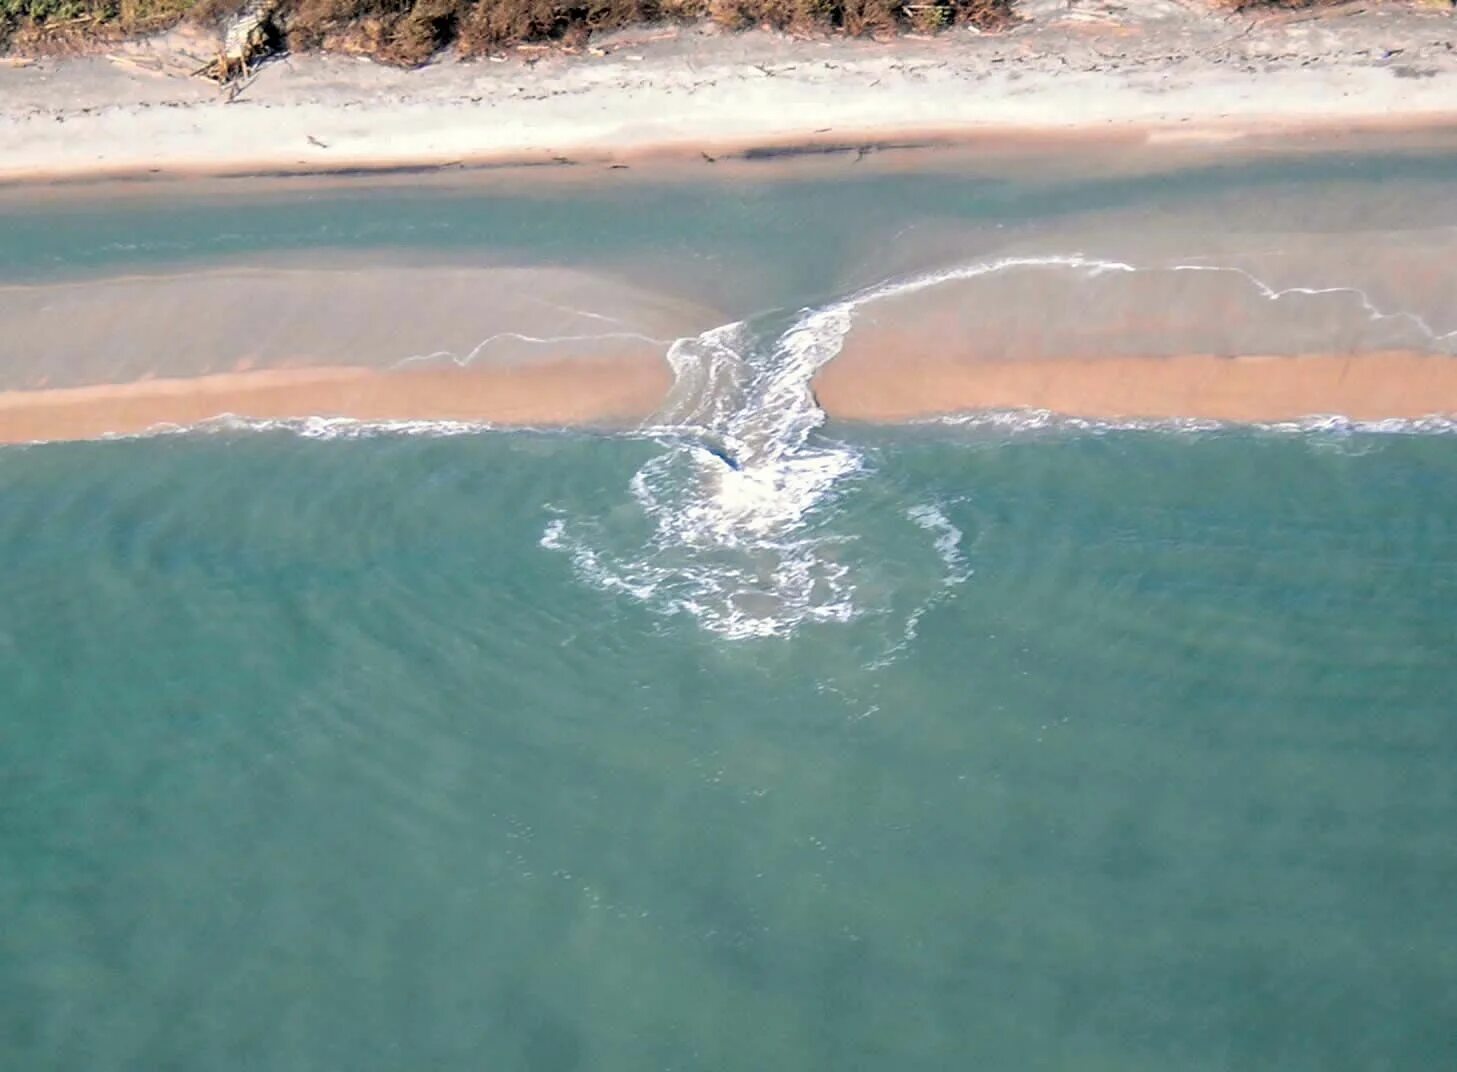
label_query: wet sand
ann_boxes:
[816,351,1457,424]
[7,347,1457,445]
[5,248,1457,441]
[0,358,672,443]
[5,129,1457,443]
[0,261,702,442]
[0,263,719,390]
[814,250,1457,421]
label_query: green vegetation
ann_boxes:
[3,0,1411,62]
[0,0,197,35]
[1,0,1016,61]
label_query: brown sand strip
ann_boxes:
[0,356,671,444]
[815,352,1457,424]
[6,351,1457,445]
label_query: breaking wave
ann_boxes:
[36,252,1450,643]
[916,410,1457,437]
[539,252,1456,640]
[104,414,500,442]
[539,312,873,639]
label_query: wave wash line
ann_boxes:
[539,251,1457,640]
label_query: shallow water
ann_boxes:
[3,149,1457,1069]
[4,425,1457,1069]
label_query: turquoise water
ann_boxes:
[8,148,1457,294]
[4,155,1457,1068]
[4,426,1456,1069]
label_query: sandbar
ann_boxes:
[0,358,672,443]
[816,351,1457,424]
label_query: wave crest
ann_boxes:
[541,250,1456,640]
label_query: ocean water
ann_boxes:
[4,151,1457,1069]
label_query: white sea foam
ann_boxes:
[916,409,1457,437]
[30,251,1450,642]
[863,502,976,669]
[391,330,671,370]
[541,252,1455,641]
[1165,263,1457,348]
[112,413,501,442]
[907,502,973,584]
[540,288,884,637]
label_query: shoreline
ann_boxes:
[0,359,672,444]
[818,352,1457,425]
[8,117,1457,193]
[5,10,1456,445]
[3,12,1457,185]
[5,351,1457,445]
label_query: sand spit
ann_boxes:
[0,262,713,441]
[0,263,720,390]
[5,243,1457,443]
[0,357,673,443]
[2,7,1456,183]
[816,351,1457,424]
[6,350,1457,444]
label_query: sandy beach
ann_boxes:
[819,351,1457,423]
[2,5,1456,184]
[4,178,1457,442]
[3,4,1457,441]
[0,263,719,389]
[5,349,1457,444]
[0,359,673,443]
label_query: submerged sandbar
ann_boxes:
[4,134,1457,444]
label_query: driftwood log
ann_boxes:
[195,0,279,84]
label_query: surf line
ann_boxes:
[542,252,1454,639]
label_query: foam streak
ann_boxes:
[543,251,1454,640]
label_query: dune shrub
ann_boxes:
[2,0,1019,56]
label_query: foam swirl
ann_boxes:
[540,252,1455,640]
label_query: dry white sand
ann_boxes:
[4,5,1457,441]
[2,5,1456,183]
